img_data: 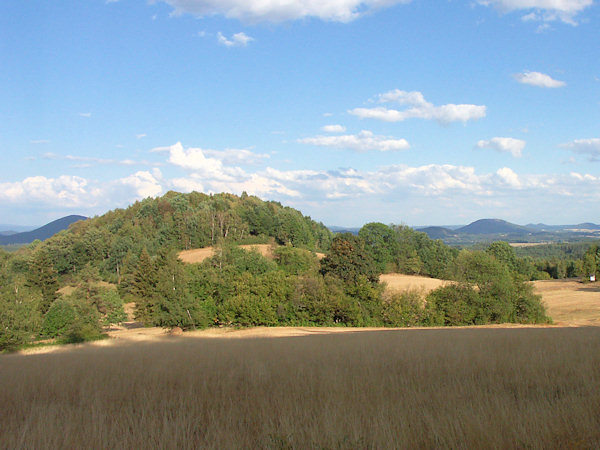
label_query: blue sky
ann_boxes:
[1,0,599,227]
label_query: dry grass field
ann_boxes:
[533,278,600,326]
[380,273,449,295]
[178,244,275,264]
[2,328,600,448]
[178,244,325,264]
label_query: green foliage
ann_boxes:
[424,284,480,326]
[273,245,320,275]
[42,293,103,343]
[26,248,59,314]
[359,223,398,273]
[320,233,378,284]
[0,284,42,351]
[42,298,78,338]
[582,245,600,278]
[486,241,518,272]
[100,289,127,326]
[381,289,424,327]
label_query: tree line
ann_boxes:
[3,191,597,351]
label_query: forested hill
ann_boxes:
[33,191,332,279]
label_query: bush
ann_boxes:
[42,298,78,338]
[424,284,480,326]
[0,289,42,351]
[42,294,103,342]
[381,289,424,327]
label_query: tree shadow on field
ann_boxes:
[576,283,600,293]
[121,321,145,330]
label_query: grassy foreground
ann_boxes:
[2,328,600,448]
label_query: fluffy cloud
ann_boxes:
[158,0,412,23]
[514,71,566,88]
[298,130,410,152]
[0,176,91,206]
[562,138,600,161]
[217,32,254,47]
[476,137,526,157]
[203,148,270,166]
[321,124,346,133]
[478,0,592,24]
[118,170,163,199]
[5,143,600,225]
[349,90,486,124]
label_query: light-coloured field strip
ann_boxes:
[178,244,274,263]
[532,279,600,326]
[379,273,448,294]
[178,244,325,263]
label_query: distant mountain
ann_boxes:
[0,215,87,245]
[570,223,600,231]
[456,219,531,235]
[417,226,455,240]
[526,223,600,232]
[0,230,19,236]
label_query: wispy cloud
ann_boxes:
[79,112,92,118]
[349,90,486,124]
[41,153,153,167]
[321,124,346,133]
[30,140,50,145]
[478,0,592,25]
[217,32,254,47]
[158,0,413,23]
[299,130,410,152]
[514,71,566,88]
[476,137,526,158]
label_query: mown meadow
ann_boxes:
[2,327,599,448]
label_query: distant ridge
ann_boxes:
[456,219,531,235]
[0,215,87,245]
[417,226,454,239]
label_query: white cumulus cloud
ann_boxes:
[514,71,566,88]
[349,90,486,124]
[299,130,410,152]
[157,0,412,23]
[217,32,254,47]
[478,0,592,24]
[477,137,526,157]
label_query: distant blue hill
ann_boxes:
[0,215,87,245]
[456,219,531,235]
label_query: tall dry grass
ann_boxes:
[1,328,600,448]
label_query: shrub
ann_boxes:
[381,289,424,327]
[424,284,480,326]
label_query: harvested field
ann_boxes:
[3,328,600,448]
[178,244,273,264]
[533,278,600,326]
[380,273,448,294]
[178,244,325,264]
